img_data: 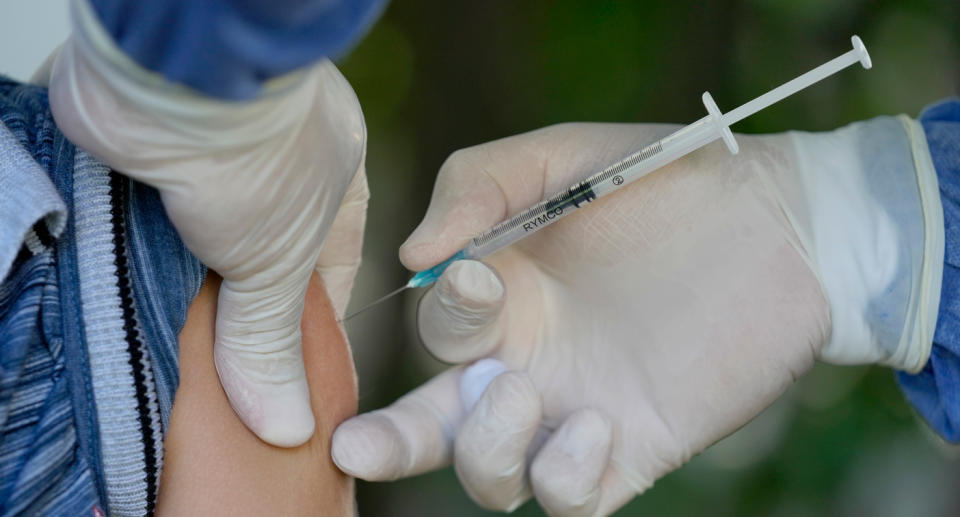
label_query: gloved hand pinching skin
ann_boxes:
[48,1,368,447]
[332,118,940,515]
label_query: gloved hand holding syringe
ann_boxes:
[336,33,943,515]
[344,35,872,320]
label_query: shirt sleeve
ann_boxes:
[88,0,388,100]
[897,98,960,441]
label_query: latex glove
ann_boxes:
[49,0,368,447]
[332,118,941,515]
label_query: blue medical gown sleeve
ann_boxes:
[897,99,960,441]
[89,0,388,100]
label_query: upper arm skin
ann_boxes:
[157,272,358,516]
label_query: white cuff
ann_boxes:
[892,116,942,372]
[791,116,943,372]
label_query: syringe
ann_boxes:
[344,35,871,321]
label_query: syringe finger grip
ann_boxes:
[702,91,739,155]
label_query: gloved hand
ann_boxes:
[332,118,941,515]
[48,0,368,447]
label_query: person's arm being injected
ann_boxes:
[45,0,384,446]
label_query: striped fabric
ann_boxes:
[72,152,157,515]
[0,251,99,515]
[0,78,103,516]
[1,76,205,515]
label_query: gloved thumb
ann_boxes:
[398,124,643,272]
[398,129,570,272]
[418,260,506,363]
[213,278,315,447]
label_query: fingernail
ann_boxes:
[446,260,504,306]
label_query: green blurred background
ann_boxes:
[339,1,960,515]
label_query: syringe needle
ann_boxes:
[341,284,411,322]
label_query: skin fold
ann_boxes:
[157,272,358,516]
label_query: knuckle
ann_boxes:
[486,372,541,423]
[531,460,597,515]
[529,410,611,517]
[571,408,613,438]
[437,148,477,182]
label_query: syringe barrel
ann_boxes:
[403,36,870,290]
[466,35,874,261]
[462,117,719,260]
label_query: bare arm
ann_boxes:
[157,272,358,516]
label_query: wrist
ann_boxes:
[789,116,943,372]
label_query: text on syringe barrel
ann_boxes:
[462,117,717,258]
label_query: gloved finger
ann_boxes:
[332,368,464,481]
[213,277,315,447]
[418,260,506,363]
[459,357,509,409]
[592,468,639,517]
[316,162,369,319]
[399,123,664,271]
[530,408,613,517]
[454,370,542,512]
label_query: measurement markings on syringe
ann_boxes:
[472,181,596,247]
[472,200,560,247]
[472,139,665,247]
[593,139,664,184]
